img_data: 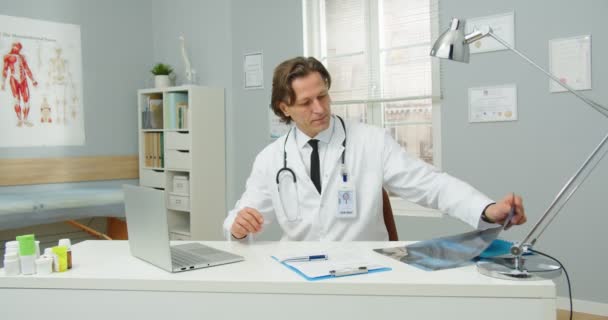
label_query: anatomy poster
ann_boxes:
[0,14,84,147]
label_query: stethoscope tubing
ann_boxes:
[275,115,347,186]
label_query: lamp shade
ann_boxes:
[430,18,470,63]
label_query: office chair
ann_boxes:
[382,189,399,241]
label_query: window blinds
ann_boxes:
[303,0,440,105]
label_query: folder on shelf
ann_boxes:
[142,96,150,129]
[144,132,162,168]
[151,133,156,167]
[272,249,391,281]
[177,101,188,129]
[154,132,160,167]
[159,133,163,167]
[148,98,163,129]
[166,92,188,129]
[160,132,164,168]
[178,106,183,129]
[144,133,151,167]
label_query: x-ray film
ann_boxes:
[374,226,503,271]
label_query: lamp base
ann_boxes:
[477,254,562,280]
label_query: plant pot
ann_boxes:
[155,75,170,88]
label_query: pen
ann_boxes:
[281,254,328,262]
[329,266,368,277]
[503,193,516,230]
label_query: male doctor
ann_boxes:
[224,57,526,241]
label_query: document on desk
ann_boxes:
[272,249,391,281]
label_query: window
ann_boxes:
[303,0,442,216]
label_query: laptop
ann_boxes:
[123,185,244,272]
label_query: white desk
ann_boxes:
[0,240,555,319]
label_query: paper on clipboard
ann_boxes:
[272,249,390,280]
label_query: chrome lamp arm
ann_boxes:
[430,17,608,280]
[445,23,608,258]
[430,18,608,264]
[467,27,608,257]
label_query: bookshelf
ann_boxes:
[137,85,225,240]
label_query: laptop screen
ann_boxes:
[123,185,173,271]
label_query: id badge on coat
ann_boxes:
[336,180,356,218]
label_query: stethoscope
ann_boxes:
[275,115,348,188]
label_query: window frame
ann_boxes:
[303,0,443,217]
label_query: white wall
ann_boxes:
[0,0,153,158]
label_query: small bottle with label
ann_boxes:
[52,246,68,272]
[58,239,72,269]
[16,234,37,275]
[35,256,54,275]
[3,252,21,276]
[5,241,19,257]
[35,240,41,258]
[44,248,57,272]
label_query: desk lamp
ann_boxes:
[430,18,608,280]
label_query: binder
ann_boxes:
[271,250,391,281]
[166,92,187,129]
[148,98,163,129]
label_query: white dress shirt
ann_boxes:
[294,118,334,185]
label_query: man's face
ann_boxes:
[280,72,331,138]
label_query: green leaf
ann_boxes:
[150,63,174,75]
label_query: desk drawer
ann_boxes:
[166,150,191,170]
[165,132,191,150]
[140,169,165,188]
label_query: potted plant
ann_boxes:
[151,63,173,88]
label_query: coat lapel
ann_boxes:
[283,117,346,197]
[284,130,317,193]
[322,118,346,191]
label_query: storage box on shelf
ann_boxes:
[137,85,226,240]
[173,175,189,194]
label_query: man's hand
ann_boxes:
[484,193,527,228]
[230,207,264,239]
[1,83,4,91]
[32,80,38,87]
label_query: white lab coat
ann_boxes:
[223,116,494,241]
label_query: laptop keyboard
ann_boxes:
[171,247,208,267]
[170,243,241,269]
[178,242,224,255]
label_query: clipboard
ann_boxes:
[271,250,391,281]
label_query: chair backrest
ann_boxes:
[382,189,399,241]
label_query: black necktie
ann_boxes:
[308,139,321,194]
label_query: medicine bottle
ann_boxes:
[16,234,36,275]
[3,252,20,276]
[58,239,72,269]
